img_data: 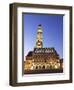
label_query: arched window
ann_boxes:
[39,66,41,69]
[36,66,38,69]
[47,65,50,69]
[43,65,45,69]
[50,65,52,69]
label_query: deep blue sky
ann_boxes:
[23,13,63,58]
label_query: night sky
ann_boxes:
[23,13,63,58]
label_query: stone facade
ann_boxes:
[24,48,63,72]
[24,24,63,74]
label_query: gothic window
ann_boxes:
[36,66,38,69]
[50,65,52,69]
[39,66,41,69]
[43,65,45,69]
[47,65,50,69]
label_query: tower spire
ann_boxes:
[35,24,43,48]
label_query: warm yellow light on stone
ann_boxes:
[30,66,33,70]
[36,24,43,48]
[24,24,63,74]
[54,65,58,69]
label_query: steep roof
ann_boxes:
[26,51,33,57]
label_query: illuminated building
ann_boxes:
[24,24,63,74]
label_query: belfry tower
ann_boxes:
[35,24,43,48]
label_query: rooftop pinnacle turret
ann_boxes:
[35,24,43,48]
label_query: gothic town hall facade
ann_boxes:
[24,24,63,74]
